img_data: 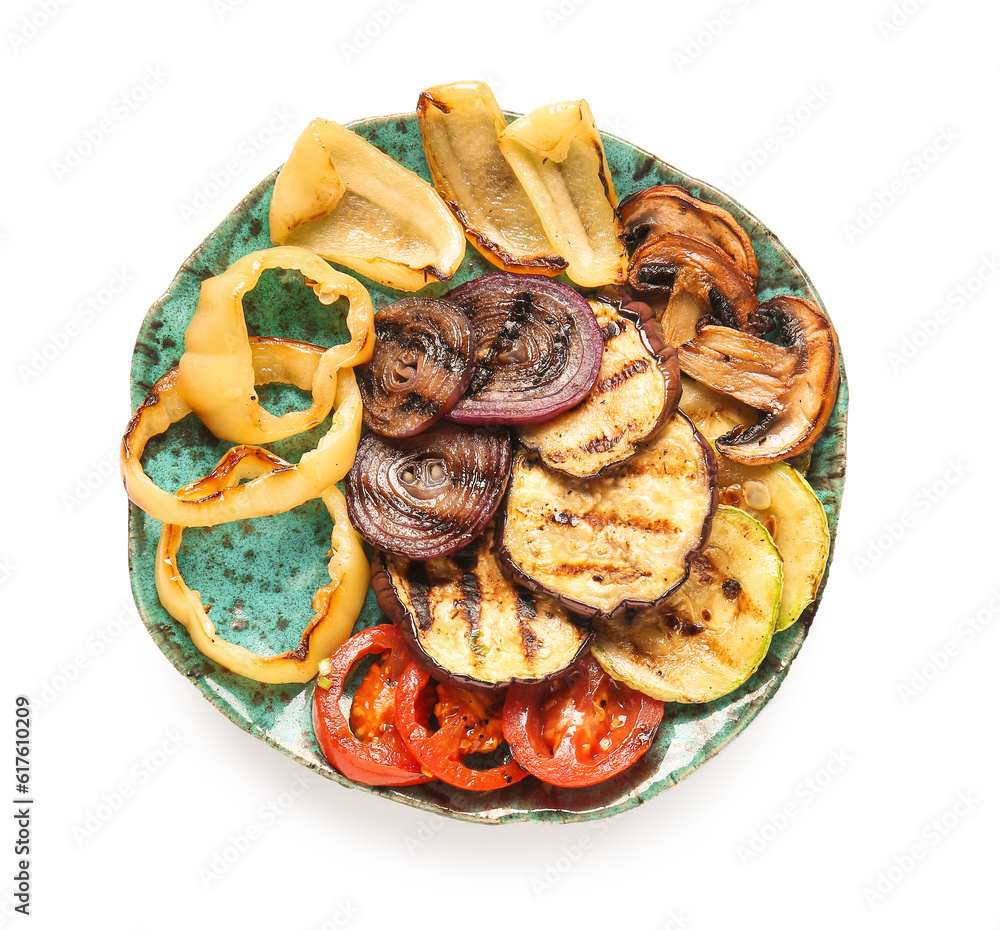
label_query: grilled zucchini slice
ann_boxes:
[592,506,782,703]
[716,457,829,631]
[497,411,716,620]
[373,524,591,690]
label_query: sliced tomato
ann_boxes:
[312,624,431,787]
[502,653,664,788]
[394,664,528,791]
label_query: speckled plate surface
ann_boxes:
[127,112,848,824]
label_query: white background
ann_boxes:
[3,0,998,927]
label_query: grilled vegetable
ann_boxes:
[497,412,717,620]
[626,233,757,347]
[502,652,664,788]
[619,185,758,285]
[498,100,627,288]
[417,81,566,276]
[677,295,840,464]
[592,506,783,703]
[357,296,474,437]
[373,524,591,690]
[269,118,465,291]
[518,299,680,477]
[345,422,511,560]
[716,457,829,630]
[445,272,603,425]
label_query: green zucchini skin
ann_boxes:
[592,506,783,704]
[372,525,592,691]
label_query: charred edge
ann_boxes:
[418,92,451,115]
[405,561,435,632]
[546,562,651,583]
[515,590,540,663]
[459,568,483,656]
[663,613,705,637]
[634,264,679,291]
[398,391,440,416]
[465,292,535,396]
[594,358,651,395]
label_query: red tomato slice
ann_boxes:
[394,664,528,792]
[312,624,431,787]
[502,653,664,788]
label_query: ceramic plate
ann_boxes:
[127,112,848,824]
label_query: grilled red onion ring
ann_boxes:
[345,422,512,559]
[358,297,474,437]
[444,272,603,425]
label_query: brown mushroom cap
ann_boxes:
[626,233,758,346]
[619,185,758,285]
[676,295,840,465]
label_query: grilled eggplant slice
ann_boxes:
[518,300,680,477]
[592,506,782,703]
[498,411,717,620]
[373,525,591,690]
[716,457,829,631]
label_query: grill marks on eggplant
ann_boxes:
[517,302,680,478]
[374,526,591,689]
[499,411,717,620]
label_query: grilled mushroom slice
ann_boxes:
[518,299,680,477]
[676,295,840,465]
[619,185,758,285]
[591,506,782,704]
[373,525,591,690]
[498,412,717,621]
[626,234,757,347]
[417,81,567,276]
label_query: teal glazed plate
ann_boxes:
[127,111,848,824]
